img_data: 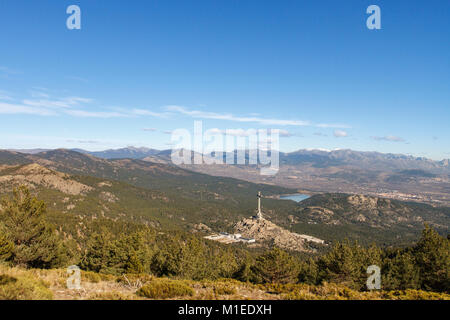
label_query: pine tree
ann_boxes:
[316,240,376,290]
[80,229,116,273]
[0,186,66,268]
[251,248,299,284]
[382,249,420,290]
[413,225,450,292]
[0,225,13,261]
[234,261,254,282]
[298,258,318,285]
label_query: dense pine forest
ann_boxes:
[0,186,448,300]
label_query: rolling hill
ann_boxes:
[0,149,448,247]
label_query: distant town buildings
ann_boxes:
[204,232,256,244]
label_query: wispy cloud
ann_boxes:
[371,135,405,142]
[23,96,92,109]
[279,129,295,137]
[0,66,21,76]
[66,139,99,144]
[316,123,351,129]
[333,129,348,138]
[0,89,139,118]
[205,128,255,137]
[202,128,295,138]
[314,132,327,137]
[0,90,13,101]
[166,105,350,128]
[0,101,56,116]
[29,90,49,98]
[166,105,311,126]
[66,76,89,83]
[64,109,129,118]
[131,108,168,118]
[143,128,157,132]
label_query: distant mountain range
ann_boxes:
[9,146,450,168]
[4,147,450,206]
[8,147,162,159]
[0,148,448,245]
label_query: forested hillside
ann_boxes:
[0,149,449,246]
[0,187,448,300]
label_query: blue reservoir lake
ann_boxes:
[279,194,310,202]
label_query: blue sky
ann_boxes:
[0,0,449,159]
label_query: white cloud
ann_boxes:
[131,108,168,117]
[333,129,348,138]
[0,66,21,75]
[0,90,13,101]
[279,129,294,137]
[371,135,405,142]
[316,123,351,129]
[66,139,99,144]
[166,105,311,126]
[223,129,255,137]
[23,96,92,109]
[166,105,350,128]
[29,90,50,98]
[66,76,89,83]
[202,128,293,138]
[143,128,157,132]
[0,101,56,116]
[64,109,129,118]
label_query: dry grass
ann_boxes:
[1,264,448,300]
[0,264,53,300]
[137,278,194,299]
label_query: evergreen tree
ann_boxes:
[413,225,449,292]
[0,186,66,268]
[316,240,381,290]
[80,229,118,274]
[0,224,13,262]
[382,249,420,290]
[233,253,255,282]
[234,261,254,282]
[298,258,318,285]
[121,231,154,274]
[251,248,299,284]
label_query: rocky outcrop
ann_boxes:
[0,163,92,195]
[234,217,324,252]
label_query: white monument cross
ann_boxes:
[257,191,263,219]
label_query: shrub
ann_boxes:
[382,289,450,300]
[0,274,17,286]
[212,282,237,295]
[88,291,136,300]
[82,271,102,283]
[0,273,53,300]
[117,273,154,286]
[137,279,194,299]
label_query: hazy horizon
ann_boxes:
[4,145,450,162]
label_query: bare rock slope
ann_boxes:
[0,163,92,195]
[234,217,324,252]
